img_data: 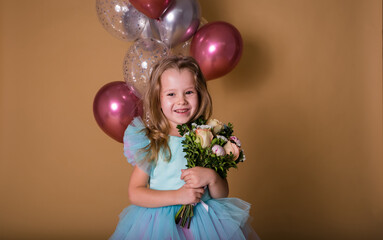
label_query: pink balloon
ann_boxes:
[93,82,143,143]
[190,21,243,80]
[130,0,173,19]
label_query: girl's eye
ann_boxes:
[186,91,194,95]
[167,93,175,96]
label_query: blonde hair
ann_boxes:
[142,55,212,163]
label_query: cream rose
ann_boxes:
[223,141,240,160]
[195,128,214,148]
[206,119,224,134]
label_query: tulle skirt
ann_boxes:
[109,197,260,240]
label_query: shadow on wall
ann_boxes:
[200,0,273,192]
[200,0,272,92]
[246,100,332,239]
[199,0,222,23]
[228,36,272,92]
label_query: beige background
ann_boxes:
[0,0,382,239]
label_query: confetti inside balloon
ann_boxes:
[123,38,169,97]
[96,0,150,41]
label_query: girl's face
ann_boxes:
[160,68,199,135]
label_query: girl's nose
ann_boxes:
[177,95,187,105]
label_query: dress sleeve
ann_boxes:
[123,117,152,175]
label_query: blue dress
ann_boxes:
[110,118,260,240]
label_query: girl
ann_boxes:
[110,56,260,239]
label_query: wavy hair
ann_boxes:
[142,55,212,163]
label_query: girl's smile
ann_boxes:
[160,68,199,136]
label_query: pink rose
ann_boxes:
[212,144,225,156]
[223,141,240,160]
[229,136,241,147]
[195,128,214,148]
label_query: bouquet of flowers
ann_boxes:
[175,117,245,228]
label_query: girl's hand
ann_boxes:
[180,167,216,188]
[176,185,205,205]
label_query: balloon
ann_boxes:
[124,38,169,97]
[170,39,192,57]
[154,0,201,48]
[190,21,243,80]
[93,81,143,143]
[96,0,150,41]
[170,17,208,56]
[130,0,172,19]
[140,19,161,40]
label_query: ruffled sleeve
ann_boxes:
[123,117,152,175]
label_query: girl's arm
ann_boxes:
[181,167,229,198]
[128,166,205,208]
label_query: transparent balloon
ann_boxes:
[123,38,170,97]
[154,0,201,48]
[96,0,151,41]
